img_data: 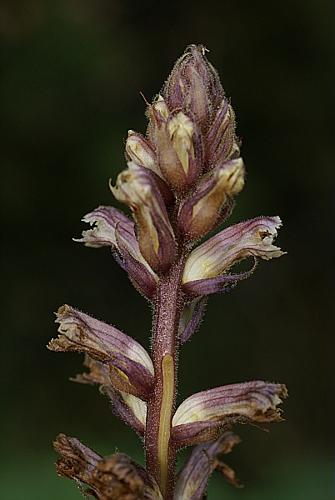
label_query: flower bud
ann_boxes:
[205,100,239,169]
[163,44,224,130]
[178,158,245,240]
[125,130,159,175]
[111,163,176,273]
[183,216,284,285]
[149,99,203,190]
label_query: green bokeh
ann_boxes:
[2,0,334,498]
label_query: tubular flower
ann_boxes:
[48,305,154,399]
[49,44,287,499]
[54,434,162,500]
[172,381,287,447]
[111,162,177,273]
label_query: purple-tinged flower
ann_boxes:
[148,97,203,191]
[174,432,241,499]
[54,434,163,500]
[178,158,245,240]
[111,163,177,273]
[75,206,158,298]
[163,44,224,130]
[48,305,154,399]
[171,381,287,448]
[183,216,284,293]
[74,205,131,248]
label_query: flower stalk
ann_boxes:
[146,256,186,497]
[49,45,287,499]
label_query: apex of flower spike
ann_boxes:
[163,44,224,130]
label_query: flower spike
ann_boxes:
[50,45,287,499]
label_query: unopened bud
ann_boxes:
[178,158,245,240]
[205,100,238,169]
[163,44,224,130]
[111,163,177,273]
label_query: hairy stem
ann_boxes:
[145,257,185,499]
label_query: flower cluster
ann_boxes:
[49,45,287,499]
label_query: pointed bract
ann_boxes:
[178,297,208,344]
[174,432,241,499]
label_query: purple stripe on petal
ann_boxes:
[183,216,285,283]
[48,305,154,399]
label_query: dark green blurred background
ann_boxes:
[2,1,334,498]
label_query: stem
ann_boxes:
[145,257,185,499]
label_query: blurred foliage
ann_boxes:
[1,0,334,498]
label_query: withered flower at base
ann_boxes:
[54,434,162,500]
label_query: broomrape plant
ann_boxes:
[49,45,287,499]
